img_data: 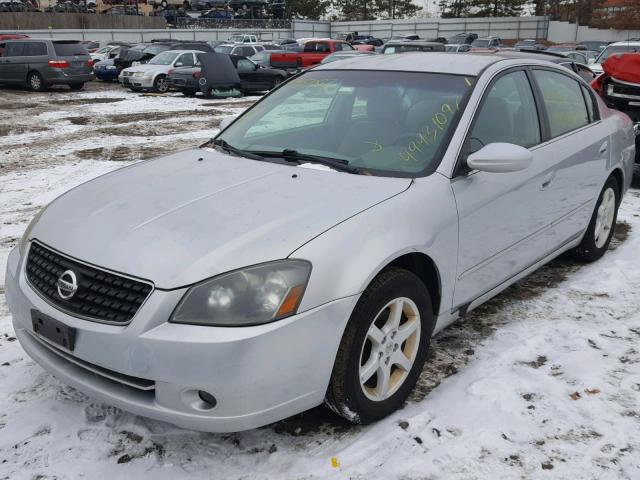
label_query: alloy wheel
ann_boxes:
[359,297,421,402]
[594,187,616,249]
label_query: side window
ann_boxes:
[316,43,330,53]
[5,42,25,57]
[176,53,194,67]
[467,70,540,154]
[24,42,47,56]
[304,42,317,53]
[341,43,354,51]
[241,46,254,57]
[581,84,599,122]
[533,69,590,137]
[237,59,255,73]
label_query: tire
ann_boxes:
[570,175,620,262]
[27,71,46,92]
[325,268,435,424]
[153,74,169,93]
[69,83,84,90]
[270,76,283,90]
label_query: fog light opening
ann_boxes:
[197,390,217,410]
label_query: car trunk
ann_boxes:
[52,41,92,75]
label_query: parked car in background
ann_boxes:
[119,49,203,92]
[214,43,264,57]
[228,34,258,44]
[547,42,587,53]
[0,39,93,91]
[579,40,611,52]
[79,40,100,53]
[382,41,445,54]
[514,39,545,51]
[320,50,376,64]
[562,50,598,64]
[471,36,503,48]
[249,49,283,67]
[270,40,353,68]
[170,42,214,53]
[7,52,634,434]
[447,32,477,45]
[0,33,30,41]
[445,43,471,53]
[591,40,640,75]
[91,44,128,64]
[0,0,30,12]
[93,58,119,82]
[114,42,173,72]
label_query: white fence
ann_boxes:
[548,21,640,43]
[8,27,293,42]
[331,16,549,40]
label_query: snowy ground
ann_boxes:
[1,83,640,480]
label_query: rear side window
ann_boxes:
[581,84,599,122]
[24,42,47,56]
[467,70,540,153]
[5,42,25,57]
[53,42,87,56]
[176,53,195,67]
[533,69,590,138]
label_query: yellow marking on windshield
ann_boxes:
[366,140,384,152]
[464,77,472,87]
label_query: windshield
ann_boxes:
[596,44,640,63]
[215,45,233,54]
[148,51,180,65]
[471,39,489,47]
[216,70,473,176]
[144,45,170,56]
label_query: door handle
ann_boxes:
[541,171,556,190]
[599,141,608,155]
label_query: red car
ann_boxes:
[0,34,30,41]
[270,40,353,69]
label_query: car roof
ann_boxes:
[164,49,203,54]
[608,40,640,46]
[315,51,571,75]
[384,41,444,47]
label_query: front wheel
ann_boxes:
[325,268,435,424]
[270,76,284,89]
[571,175,620,262]
[153,75,169,93]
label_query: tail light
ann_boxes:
[193,71,201,79]
[48,59,70,68]
[86,59,94,67]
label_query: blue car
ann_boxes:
[93,59,119,82]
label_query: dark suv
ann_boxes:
[0,39,94,91]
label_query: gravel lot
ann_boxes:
[0,82,639,480]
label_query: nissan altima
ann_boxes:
[5,53,636,432]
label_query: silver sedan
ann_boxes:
[5,52,636,432]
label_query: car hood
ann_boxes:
[123,64,168,74]
[32,149,411,289]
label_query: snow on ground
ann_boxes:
[1,84,640,480]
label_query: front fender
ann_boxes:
[290,173,459,317]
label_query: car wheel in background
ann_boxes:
[27,71,46,92]
[69,83,84,91]
[325,268,436,424]
[271,76,283,89]
[571,175,620,262]
[153,75,169,93]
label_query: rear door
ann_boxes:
[52,41,91,75]
[529,68,609,248]
[23,41,49,84]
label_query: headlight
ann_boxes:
[19,206,46,258]
[105,65,116,70]
[170,260,311,327]
[133,72,146,78]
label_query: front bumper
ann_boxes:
[119,74,154,89]
[5,245,357,432]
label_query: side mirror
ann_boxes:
[466,143,532,173]
[219,115,237,131]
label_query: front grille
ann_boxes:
[26,241,153,324]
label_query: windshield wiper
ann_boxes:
[260,149,361,174]
[205,138,266,161]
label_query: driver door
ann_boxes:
[451,68,560,308]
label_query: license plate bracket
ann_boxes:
[31,310,76,351]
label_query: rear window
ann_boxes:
[53,42,87,56]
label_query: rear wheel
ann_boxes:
[153,75,169,93]
[69,83,84,90]
[270,76,284,89]
[182,89,197,97]
[571,175,620,262]
[27,71,46,92]
[325,268,435,424]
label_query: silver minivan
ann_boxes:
[5,52,636,433]
[0,39,94,91]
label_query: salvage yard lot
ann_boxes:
[1,83,640,479]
